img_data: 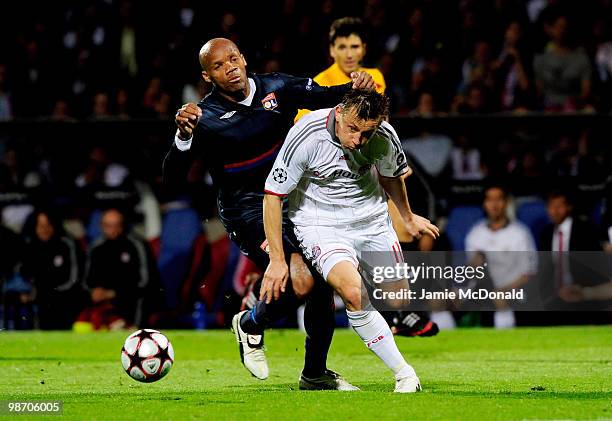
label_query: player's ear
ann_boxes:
[362,43,367,57]
[329,44,337,60]
[241,54,247,67]
[202,71,211,83]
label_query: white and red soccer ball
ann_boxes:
[121,329,174,383]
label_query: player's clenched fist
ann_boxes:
[175,103,202,140]
[350,71,375,90]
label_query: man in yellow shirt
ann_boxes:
[315,17,386,93]
[295,17,385,122]
[295,17,439,339]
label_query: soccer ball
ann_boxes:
[121,329,174,383]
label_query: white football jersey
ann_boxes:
[265,108,409,227]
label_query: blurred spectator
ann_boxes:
[0,148,40,233]
[74,146,136,217]
[411,52,454,111]
[465,184,537,328]
[402,93,452,179]
[547,133,607,183]
[409,91,436,117]
[539,190,607,315]
[142,77,172,118]
[510,148,548,197]
[451,135,486,180]
[50,99,75,121]
[533,14,593,111]
[459,41,495,95]
[0,64,13,120]
[492,21,534,111]
[90,92,112,120]
[76,209,159,331]
[453,83,494,114]
[119,1,138,79]
[540,190,602,253]
[21,209,83,330]
[115,88,132,120]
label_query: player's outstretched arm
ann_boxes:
[261,194,289,304]
[282,71,374,111]
[379,175,440,240]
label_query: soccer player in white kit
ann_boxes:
[262,90,439,392]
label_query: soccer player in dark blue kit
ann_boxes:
[163,38,375,390]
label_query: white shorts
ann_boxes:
[293,216,404,284]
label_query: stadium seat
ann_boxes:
[516,200,550,247]
[158,207,203,310]
[446,206,484,251]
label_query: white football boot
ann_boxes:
[394,375,422,393]
[231,310,269,380]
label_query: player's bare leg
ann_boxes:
[326,260,422,393]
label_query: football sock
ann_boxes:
[302,281,335,378]
[240,280,300,335]
[347,308,415,380]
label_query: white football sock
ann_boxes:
[431,311,456,330]
[347,309,416,380]
[494,309,515,329]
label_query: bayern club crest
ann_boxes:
[312,245,321,259]
[261,92,278,110]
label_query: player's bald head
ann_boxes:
[199,38,241,70]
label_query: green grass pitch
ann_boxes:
[0,326,610,420]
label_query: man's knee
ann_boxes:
[290,253,315,300]
[292,273,314,300]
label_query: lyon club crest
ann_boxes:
[261,93,278,110]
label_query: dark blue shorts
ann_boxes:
[223,215,301,271]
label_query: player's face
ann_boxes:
[202,45,248,97]
[547,196,572,225]
[330,34,366,75]
[335,106,381,151]
[483,188,507,221]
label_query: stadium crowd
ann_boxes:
[2,0,612,119]
[0,0,610,330]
